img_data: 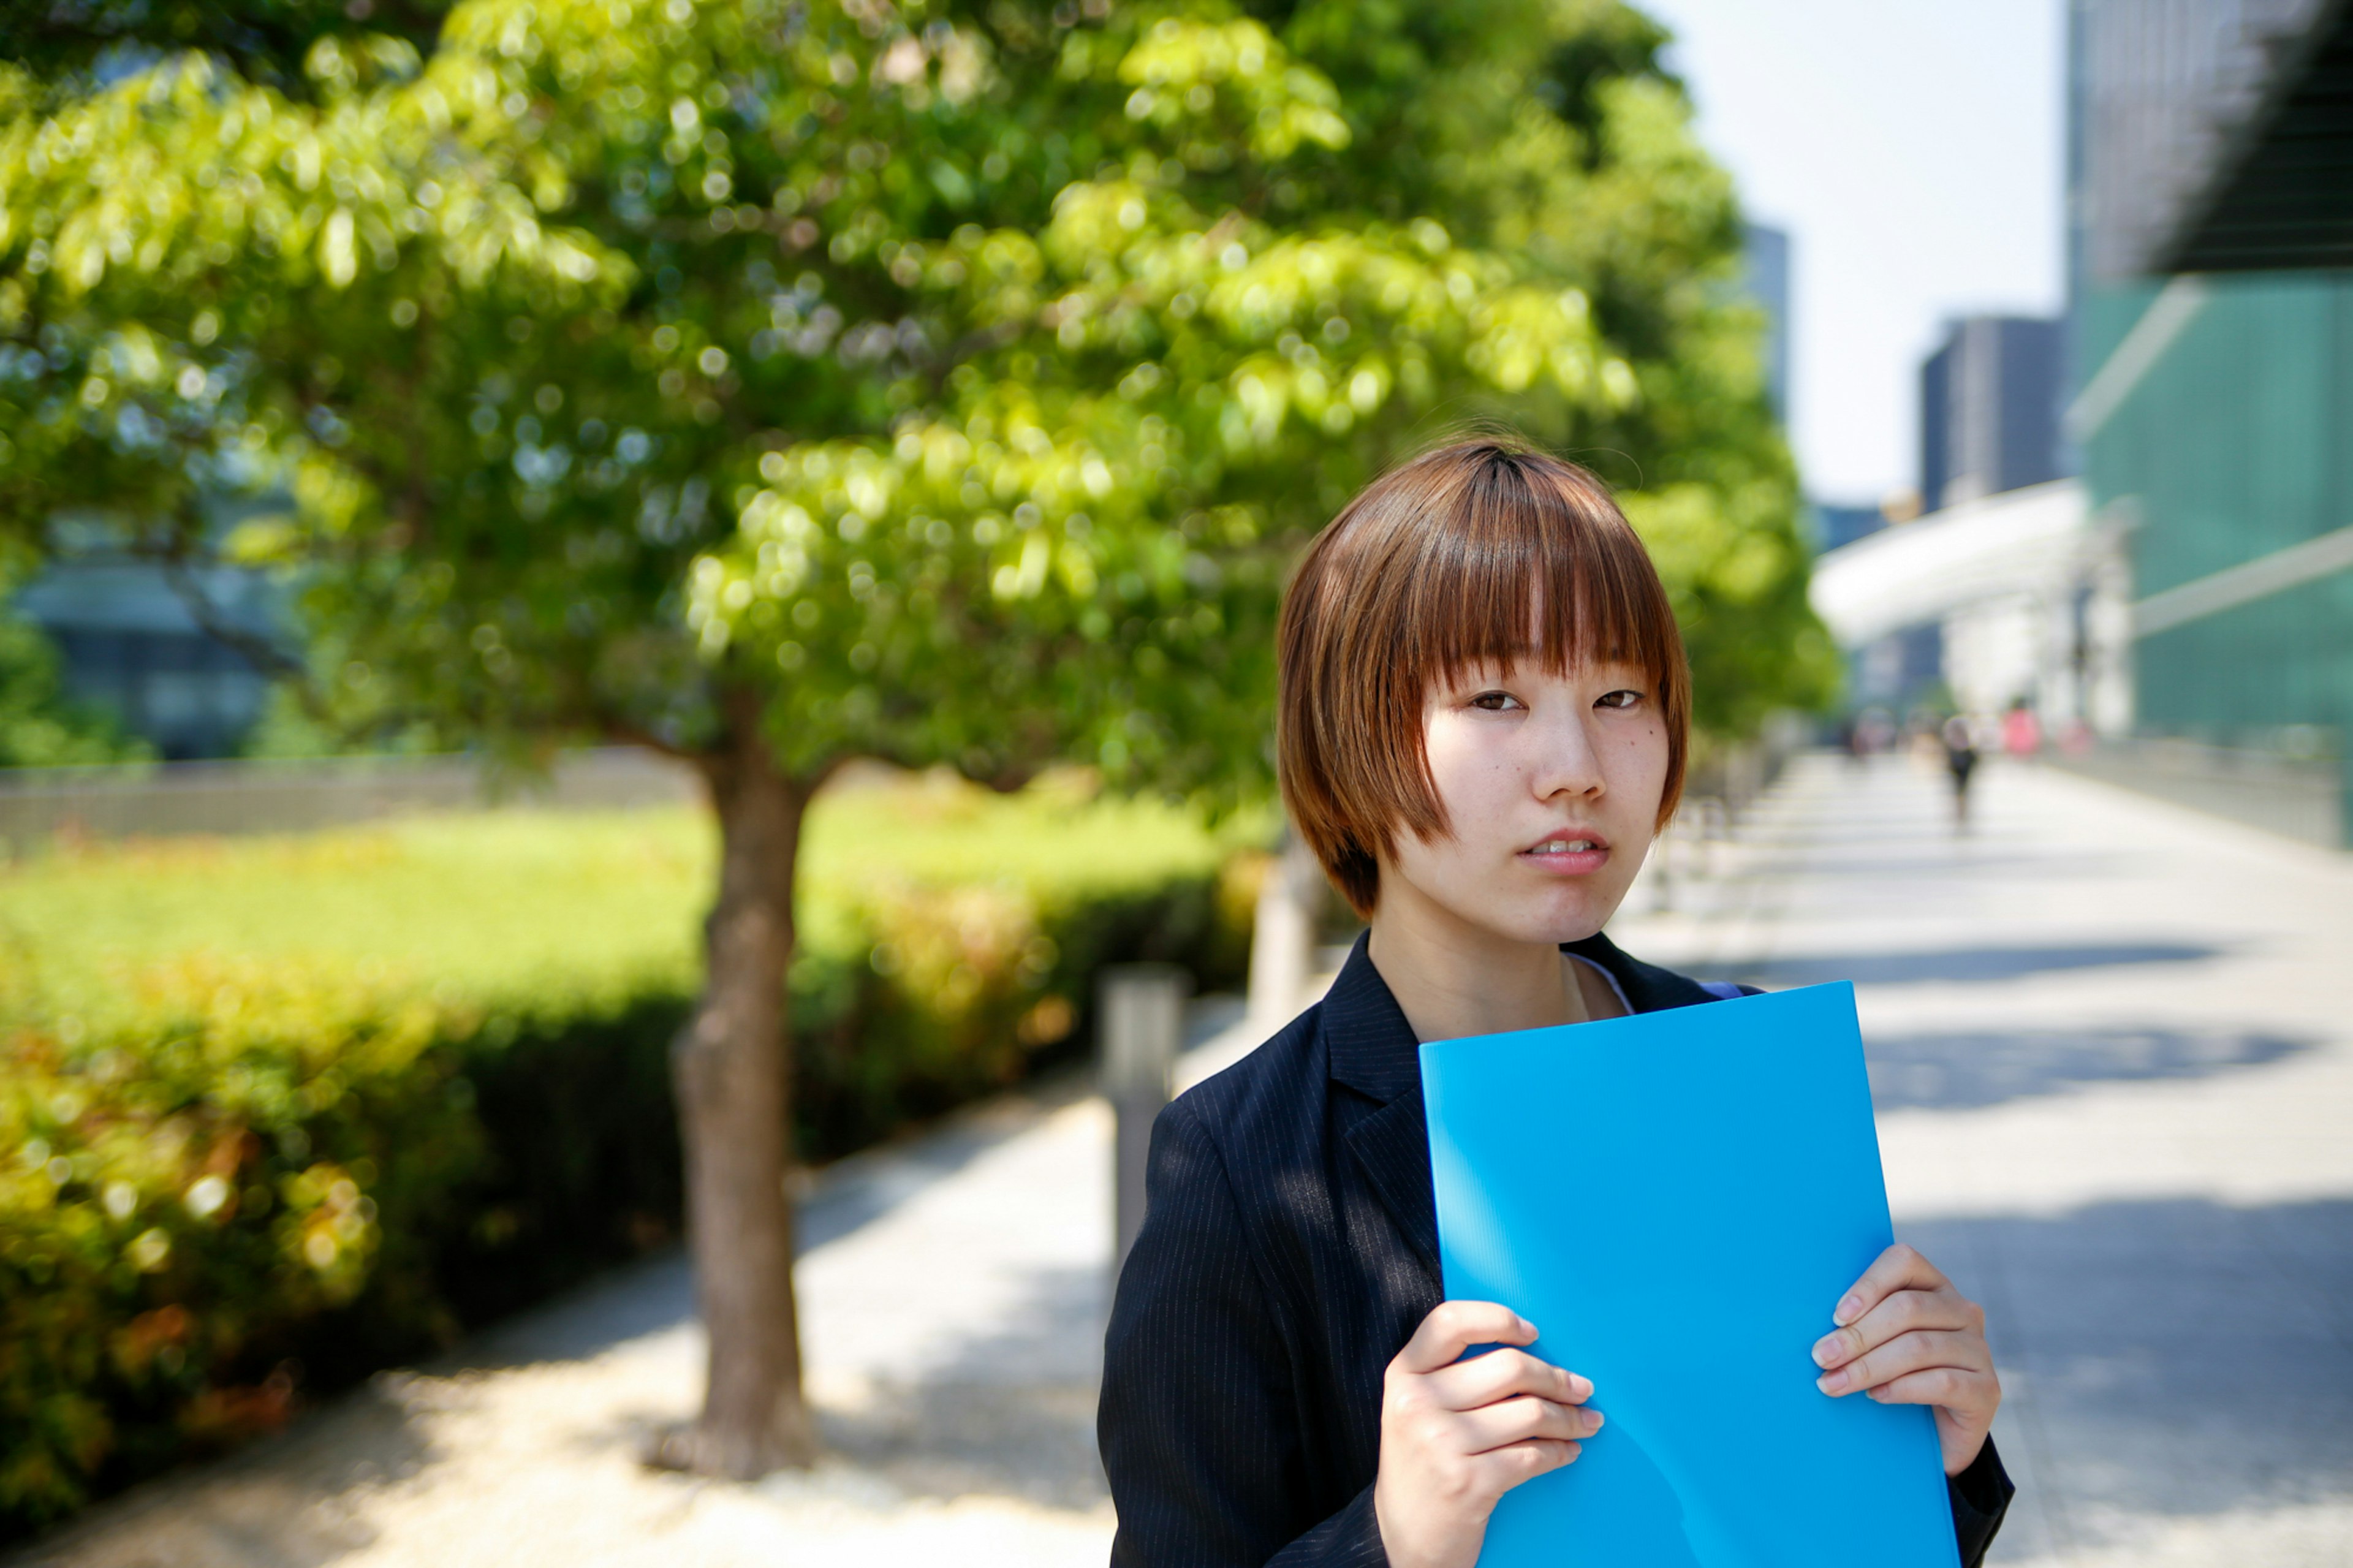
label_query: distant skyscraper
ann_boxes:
[1813,502,1887,553]
[1742,223,1791,418]
[1918,339,1950,512]
[1917,316,2065,510]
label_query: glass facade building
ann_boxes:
[2069,0,2353,842]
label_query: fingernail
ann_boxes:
[1517,1316,1537,1339]
[1585,1409,1605,1433]
[1816,1369,1849,1395]
[1833,1295,1862,1326]
[1811,1334,1844,1368]
[1570,1374,1592,1399]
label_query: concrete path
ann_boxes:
[15,753,2351,1567]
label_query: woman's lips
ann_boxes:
[1518,833,1610,875]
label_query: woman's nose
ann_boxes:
[1528,713,1605,799]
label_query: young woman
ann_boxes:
[1099,441,2012,1568]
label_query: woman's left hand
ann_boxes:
[1811,1242,2001,1475]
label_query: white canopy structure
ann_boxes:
[1809,479,2133,731]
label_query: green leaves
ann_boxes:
[0,0,1825,792]
[1117,15,1351,160]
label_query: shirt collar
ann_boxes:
[1324,926,1717,1104]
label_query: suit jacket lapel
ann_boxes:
[1343,1088,1442,1280]
[1322,935,1443,1282]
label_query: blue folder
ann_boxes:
[1420,981,1957,1567]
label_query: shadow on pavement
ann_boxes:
[1864,1027,2314,1112]
[457,1009,1240,1375]
[458,1077,1096,1373]
[816,1262,1110,1510]
[1905,1196,2353,1553]
[1743,942,2220,987]
[3,1379,436,1568]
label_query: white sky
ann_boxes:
[1640,0,2066,502]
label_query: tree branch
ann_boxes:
[150,531,308,686]
[599,715,705,765]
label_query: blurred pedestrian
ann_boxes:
[2001,699,2041,759]
[1941,714,1980,828]
[1856,706,1896,757]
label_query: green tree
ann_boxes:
[1,0,1825,1477]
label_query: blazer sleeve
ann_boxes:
[1101,1098,1387,1568]
[1948,1436,2015,1567]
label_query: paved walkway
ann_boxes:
[15,754,2352,1566]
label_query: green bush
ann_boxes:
[0,774,1264,1536]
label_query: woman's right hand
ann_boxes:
[1373,1300,1601,1568]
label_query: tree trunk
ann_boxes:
[645,694,819,1478]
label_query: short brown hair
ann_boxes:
[1276,438,1690,918]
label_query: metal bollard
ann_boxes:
[1101,963,1190,1276]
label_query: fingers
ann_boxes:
[1831,1242,1949,1328]
[1813,1278,1981,1373]
[1425,1347,1591,1414]
[1816,1328,1991,1398]
[1863,1364,1993,1411]
[1453,1393,1604,1454]
[1394,1300,1537,1376]
[1474,1437,1583,1491]
[1864,1360,2004,1465]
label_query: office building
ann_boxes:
[1918,316,2066,511]
[15,560,278,761]
[2066,0,2353,845]
[1741,222,1792,418]
[1813,502,1886,553]
[1810,312,2101,725]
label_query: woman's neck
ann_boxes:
[1365,882,1618,1043]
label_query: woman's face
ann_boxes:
[1378,656,1670,947]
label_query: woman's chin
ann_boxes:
[1468,901,1614,952]
[1504,886,1630,947]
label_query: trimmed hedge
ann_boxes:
[0,775,1264,1537]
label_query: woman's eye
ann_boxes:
[1596,689,1645,710]
[1469,691,1523,711]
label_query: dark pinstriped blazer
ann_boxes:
[1099,931,2013,1567]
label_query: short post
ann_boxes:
[1101,963,1190,1276]
[1246,835,1323,1034]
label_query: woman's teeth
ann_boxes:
[1529,839,1596,855]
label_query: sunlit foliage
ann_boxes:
[0,0,1827,797]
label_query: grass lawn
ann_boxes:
[0,770,1262,1019]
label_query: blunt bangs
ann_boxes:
[1276,439,1691,918]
